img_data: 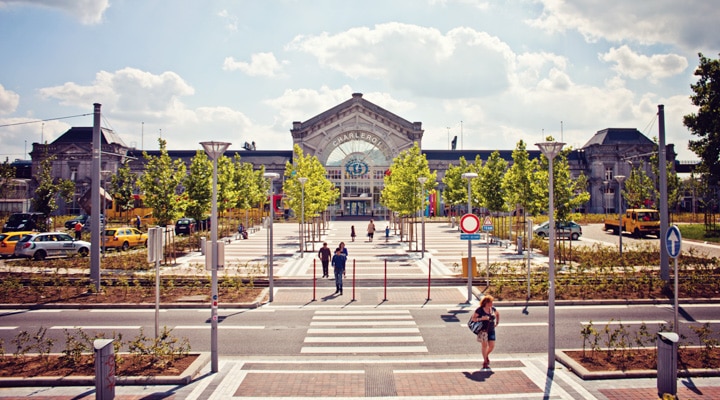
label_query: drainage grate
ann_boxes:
[365,365,397,397]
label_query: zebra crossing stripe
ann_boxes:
[301,346,427,354]
[310,320,416,326]
[304,336,423,343]
[308,328,419,334]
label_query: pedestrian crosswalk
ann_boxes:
[301,310,428,354]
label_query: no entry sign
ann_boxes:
[460,213,480,234]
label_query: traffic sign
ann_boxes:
[482,216,493,232]
[665,225,682,258]
[460,233,481,240]
[460,213,480,234]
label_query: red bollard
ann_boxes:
[352,259,356,301]
[426,258,432,301]
[312,259,316,301]
[383,259,388,301]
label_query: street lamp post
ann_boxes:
[417,176,427,258]
[200,141,231,374]
[535,141,565,370]
[264,172,280,302]
[299,177,308,257]
[461,172,478,303]
[615,175,626,255]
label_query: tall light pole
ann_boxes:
[200,140,231,374]
[264,172,280,302]
[417,176,427,258]
[536,141,565,370]
[615,175,626,255]
[299,177,308,257]
[461,172,477,303]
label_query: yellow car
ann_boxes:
[103,227,148,251]
[0,231,34,258]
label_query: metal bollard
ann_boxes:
[94,338,115,400]
[200,237,206,255]
[657,332,678,397]
[517,235,523,254]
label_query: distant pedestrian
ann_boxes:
[471,295,500,369]
[318,242,332,278]
[46,216,53,232]
[135,215,141,230]
[74,221,83,240]
[367,219,376,242]
[350,225,356,242]
[331,247,347,295]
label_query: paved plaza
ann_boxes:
[1,218,719,399]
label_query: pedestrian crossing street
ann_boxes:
[301,309,428,354]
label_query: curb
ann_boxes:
[0,352,209,387]
[556,349,720,380]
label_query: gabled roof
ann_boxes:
[51,127,127,147]
[292,93,422,133]
[582,128,653,148]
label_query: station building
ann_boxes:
[26,93,676,216]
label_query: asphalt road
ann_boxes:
[575,223,720,259]
[1,302,717,357]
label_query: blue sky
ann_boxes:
[1,0,718,162]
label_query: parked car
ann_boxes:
[64,215,89,230]
[14,232,91,260]
[533,221,582,241]
[102,227,148,251]
[0,231,33,258]
[2,212,46,233]
[82,215,106,232]
[175,218,195,236]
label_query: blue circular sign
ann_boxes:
[345,159,369,176]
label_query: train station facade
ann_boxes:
[23,93,675,216]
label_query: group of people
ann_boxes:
[350,219,377,242]
[317,241,348,295]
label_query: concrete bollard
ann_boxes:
[657,332,678,397]
[94,338,115,400]
[200,237,206,255]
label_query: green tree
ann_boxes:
[0,160,16,200]
[283,145,338,220]
[32,154,74,228]
[216,155,238,215]
[477,151,507,214]
[441,156,472,216]
[183,150,212,223]
[502,140,538,216]
[532,139,589,221]
[623,161,658,209]
[684,53,720,187]
[381,142,437,217]
[110,161,137,221]
[137,139,187,226]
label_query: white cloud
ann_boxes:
[0,84,20,114]
[38,68,194,117]
[600,45,688,83]
[287,23,514,98]
[0,0,109,24]
[223,52,286,77]
[528,0,720,49]
[217,9,238,32]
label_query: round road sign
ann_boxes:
[460,213,481,234]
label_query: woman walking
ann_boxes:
[471,295,500,369]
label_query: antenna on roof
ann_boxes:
[561,121,564,142]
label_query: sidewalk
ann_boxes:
[1,220,719,399]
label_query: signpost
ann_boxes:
[665,225,681,332]
[482,216,493,286]
[460,213,480,283]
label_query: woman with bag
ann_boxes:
[471,295,500,369]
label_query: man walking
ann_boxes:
[318,242,331,278]
[331,247,347,295]
[74,221,83,240]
